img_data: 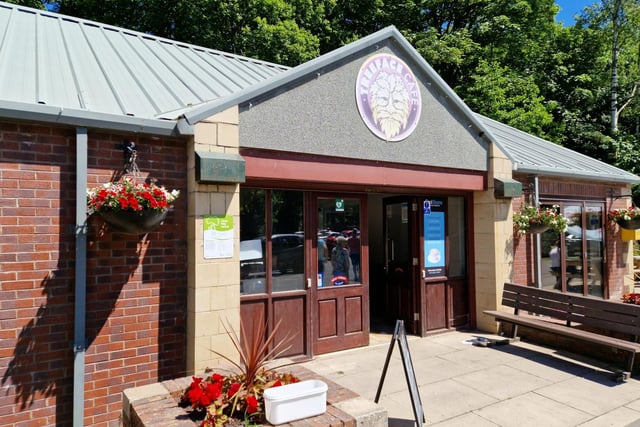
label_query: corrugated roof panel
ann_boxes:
[37,14,82,107]
[194,53,247,93]
[61,23,124,112]
[478,114,640,183]
[84,26,161,116]
[104,33,181,115]
[125,36,207,110]
[167,44,238,98]
[0,2,289,126]
[0,7,37,104]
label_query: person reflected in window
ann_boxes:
[347,228,361,281]
[318,234,328,274]
[549,240,561,289]
[331,236,349,285]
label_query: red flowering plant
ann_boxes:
[622,293,640,305]
[181,368,298,426]
[608,206,640,224]
[86,177,179,215]
[180,318,299,426]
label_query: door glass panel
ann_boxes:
[447,197,466,277]
[585,206,604,297]
[240,189,266,295]
[564,205,584,294]
[542,229,562,290]
[387,202,409,270]
[271,190,304,292]
[317,198,361,287]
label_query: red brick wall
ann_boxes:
[512,175,630,298]
[0,121,188,426]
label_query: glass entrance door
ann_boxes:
[563,203,603,297]
[312,195,368,354]
[383,198,418,334]
[543,202,604,296]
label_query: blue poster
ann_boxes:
[424,200,445,277]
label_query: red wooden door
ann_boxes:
[311,195,369,354]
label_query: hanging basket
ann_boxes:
[99,209,168,234]
[617,218,640,230]
[527,224,549,234]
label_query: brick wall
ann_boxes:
[0,121,188,426]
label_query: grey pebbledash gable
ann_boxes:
[238,43,490,172]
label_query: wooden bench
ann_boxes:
[484,282,640,376]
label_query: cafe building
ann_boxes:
[1,3,639,426]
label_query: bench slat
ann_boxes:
[484,310,640,353]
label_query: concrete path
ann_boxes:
[299,330,640,426]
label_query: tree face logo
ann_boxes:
[356,53,422,142]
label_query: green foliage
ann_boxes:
[459,60,555,138]
[4,0,46,8]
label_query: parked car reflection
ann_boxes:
[240,234,304,294]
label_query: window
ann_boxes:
[239,189,305,295]
[317,198,361,288]
[540,202,604,297]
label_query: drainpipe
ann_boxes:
[534,176,542,288]
[73,128,88,427]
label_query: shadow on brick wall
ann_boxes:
[2,270,73,413]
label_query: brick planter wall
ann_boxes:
[123,366,387,427]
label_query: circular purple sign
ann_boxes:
[355,54,422,142]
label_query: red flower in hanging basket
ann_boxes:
[86,177,179,215]
[608,206,640,223]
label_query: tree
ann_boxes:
[4,0,46,9]
[460,60,555,138]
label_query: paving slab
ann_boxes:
[299,330,640,426]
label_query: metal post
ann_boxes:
[534,176,542,288]
[73,128,88,427]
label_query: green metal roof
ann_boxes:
[478,114,640,184]
[0,1,288,135]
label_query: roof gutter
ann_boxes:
[0,100,194,137]
[514,164,640,184]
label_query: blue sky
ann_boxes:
[555,0,596,26]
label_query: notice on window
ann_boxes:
[203,215,234,259]
[424,199,445,277]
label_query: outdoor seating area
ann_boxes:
[484,282,640,378]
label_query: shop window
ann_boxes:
[239,188,305,294]
[240,189,266,294]
[271,190,305,292]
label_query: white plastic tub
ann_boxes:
[263,379,328,425]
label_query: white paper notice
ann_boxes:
[203,215,234,259]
